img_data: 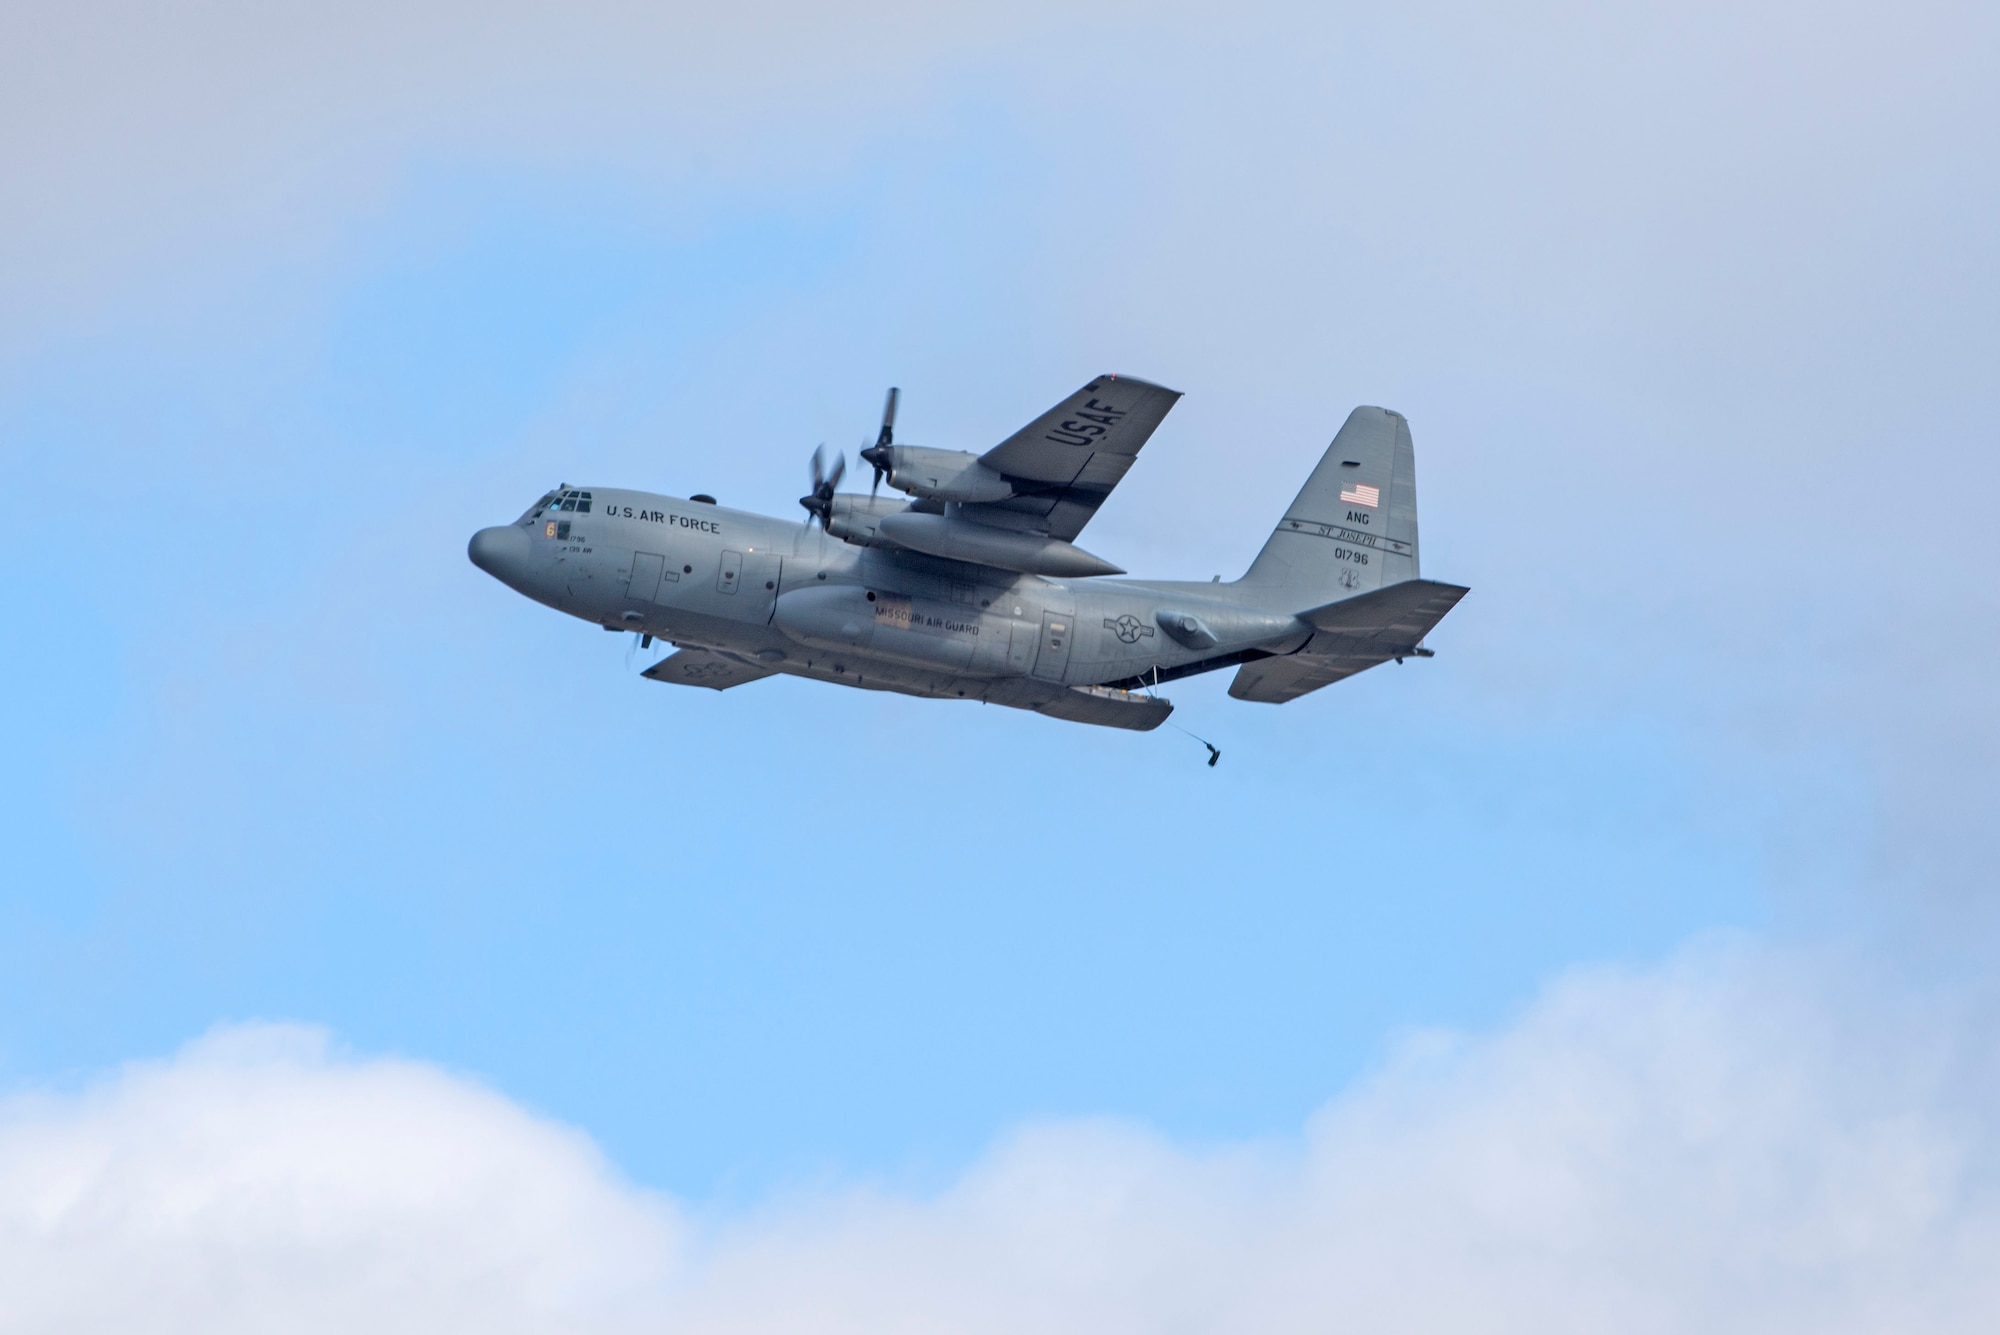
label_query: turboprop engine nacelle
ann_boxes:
[875,511,1124,577]
[824,493,911,547]
[877,447,1015,503]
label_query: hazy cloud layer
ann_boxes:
[5,945,1994,1333]
[0,0,1106,327]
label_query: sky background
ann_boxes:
[2,2,1998,1329]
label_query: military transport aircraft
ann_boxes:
[468,377,1467,730]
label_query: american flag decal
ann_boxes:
[1339,482,1380,508]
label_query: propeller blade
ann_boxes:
[865,385,899,496]
[877,386,898,448]
[864,442,887,497]
[800,444,841,528]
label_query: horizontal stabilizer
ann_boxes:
[1299,578,1468,648]
[1227,654,1376,704]
[642,647,775,691]
[1229,579,1468,705]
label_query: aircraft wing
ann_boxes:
[961,375,1182,542]
[641,646,776,691]
[1229,579,1469,704]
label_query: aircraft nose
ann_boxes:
[468,525,532,584]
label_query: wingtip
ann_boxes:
[1089,372,1182,397]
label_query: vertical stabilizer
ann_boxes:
[1241,406,1420,596]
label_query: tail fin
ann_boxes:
[1241,406,1420,595]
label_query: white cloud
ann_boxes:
[0,1026,683,1333]
[5,944,1995,1333]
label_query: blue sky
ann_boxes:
[0,162,1772,1186]
[2,2,1996,1307]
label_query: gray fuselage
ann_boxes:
[468,487,1310,713]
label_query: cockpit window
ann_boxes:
[518,487,591,524]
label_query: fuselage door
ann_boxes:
[717,549,744,595]
[1032,609,1074,681]
[627,551,664,602]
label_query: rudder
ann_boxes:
[1241,406,1420,595]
